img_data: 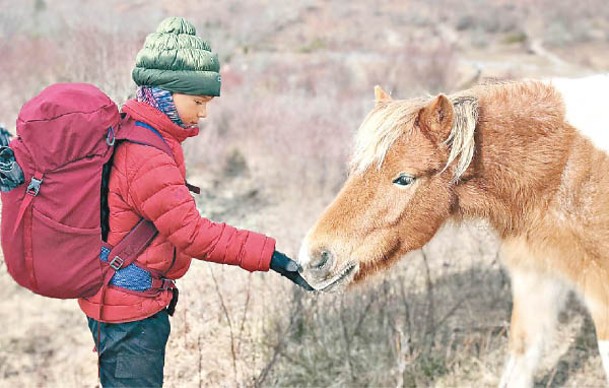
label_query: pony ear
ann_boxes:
[374,85,392,104]
[415,94,454,143]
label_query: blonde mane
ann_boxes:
[444,95,478,181]
[351,95,478,182]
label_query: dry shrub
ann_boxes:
[362,41,460,97]
[256,224,510,387]
[257,223,601,387]
[48,27,140,102]
[0,27,139,129]
[185,60,354,202]
[184,39,459,209]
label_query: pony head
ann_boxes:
[298,86,478,291]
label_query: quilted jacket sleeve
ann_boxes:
[126,144,274,272]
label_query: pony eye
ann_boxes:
[393,174,415,186]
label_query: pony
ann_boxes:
[297,74,609,387]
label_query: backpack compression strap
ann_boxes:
[101,218,158,285]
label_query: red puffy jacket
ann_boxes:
[78,100,275,323]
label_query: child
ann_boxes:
[79,16,311,387]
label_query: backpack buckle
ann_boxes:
[26,177,43,196]
[109,256,124,270]
[106,127,116,146]
[161,278,176,290]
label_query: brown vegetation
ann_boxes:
[1,0,609,386]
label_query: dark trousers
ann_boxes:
[87,310,171,387]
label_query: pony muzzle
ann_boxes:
[298,246,360,291]
[310,249,334,270]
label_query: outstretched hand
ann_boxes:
[270,251,314,291]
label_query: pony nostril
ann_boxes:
[311,249,333,270]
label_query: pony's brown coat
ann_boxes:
[300,78,609,384]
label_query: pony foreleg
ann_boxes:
[499,267,568,388]
[577,271,609,383]
[598,340,609,383]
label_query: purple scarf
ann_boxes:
[136,86,185,127]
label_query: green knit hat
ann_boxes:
[132,17,221,96]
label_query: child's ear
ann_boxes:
[415,94,454,143]
[374,85,392,105]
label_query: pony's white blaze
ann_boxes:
[546,74,609,153]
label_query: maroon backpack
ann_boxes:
[1,83,173,298]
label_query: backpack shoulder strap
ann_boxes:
[115,115,200,194]
[116,117,174,158]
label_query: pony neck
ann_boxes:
[453,80,576,237]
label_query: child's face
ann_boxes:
[172,93,214,128]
